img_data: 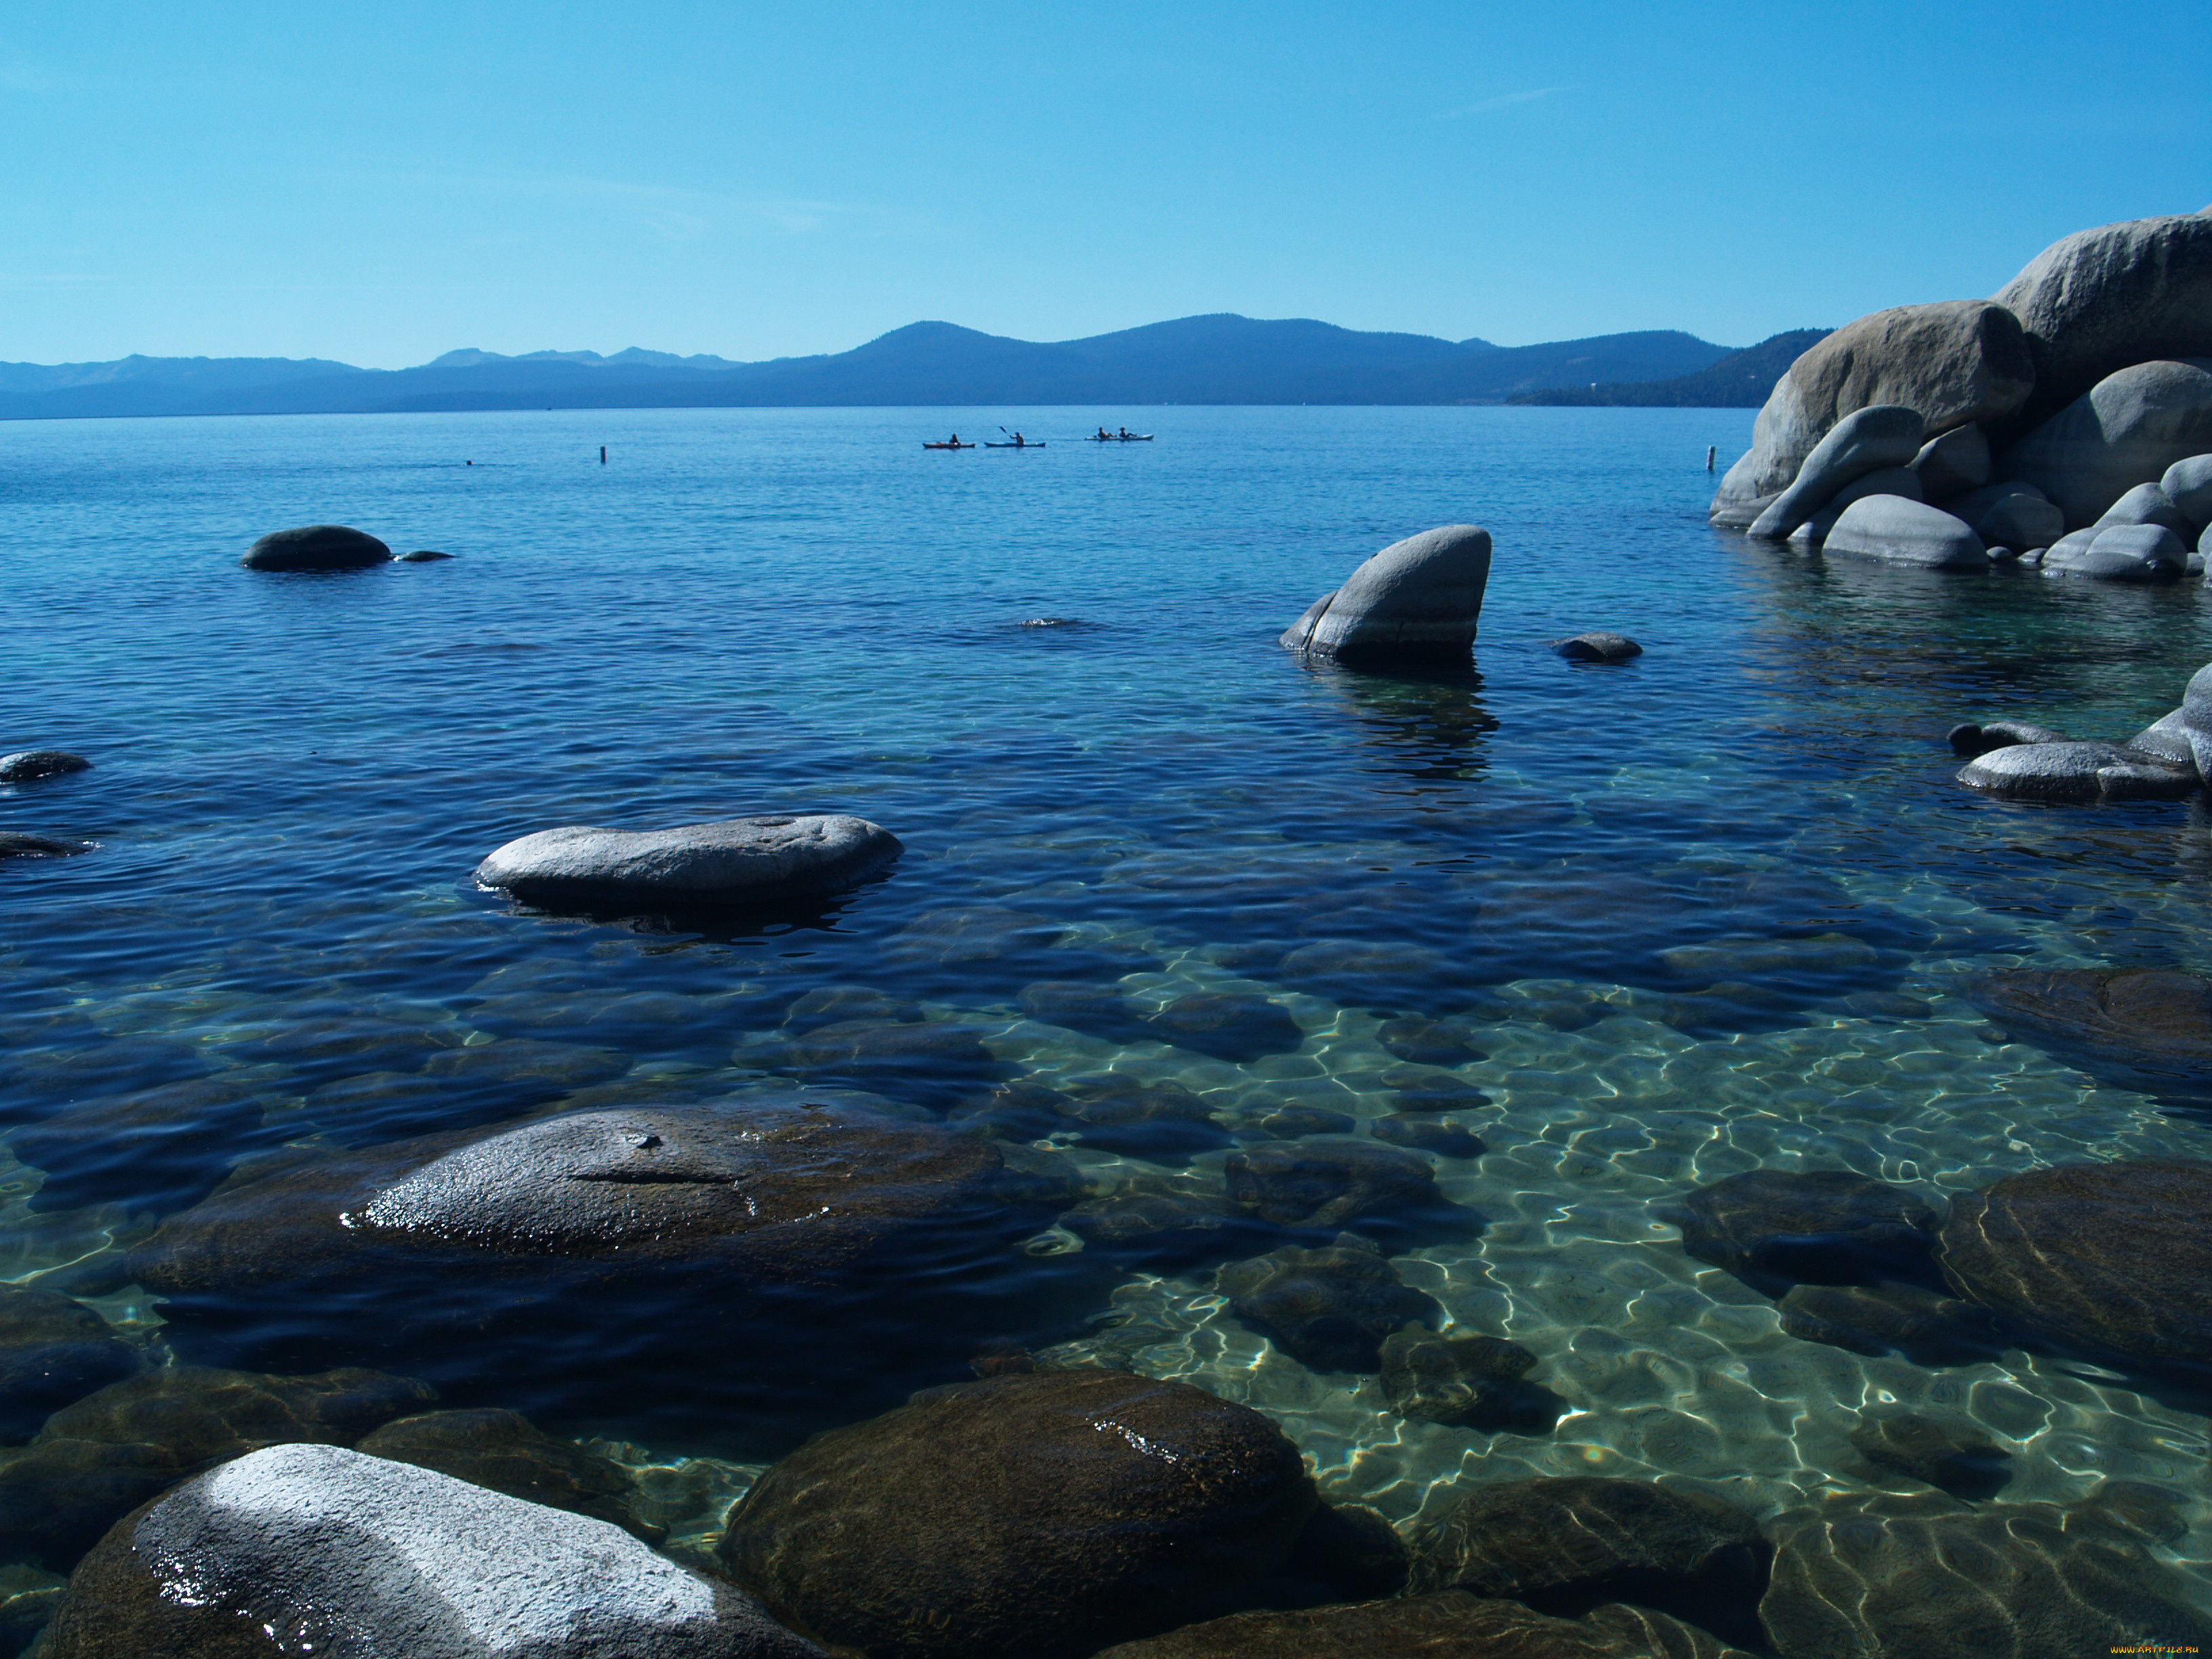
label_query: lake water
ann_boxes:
[8,405,2212,1622]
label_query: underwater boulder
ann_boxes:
[1847,1410,2011,1501]
[1224,1137,1477,1242]
[1659,1169,1943,1296]
[39,1442,819,1659]
[1142,991,1305,1063]
[718,1369,1316,1659]
[1379,1324,1562,1435]
[1963,967,2212,1101]
[355,1407,653,1539]
[0,1284,138,1441]
[1090,1591,1753,1658]
[1776,1282,2006,1367]
[0,750,89,783]
[1217,1236,1440,1373]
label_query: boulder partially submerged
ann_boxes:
[239,525,392,571]
[1280,525,1492,666]
[0,750,90,783]
[475,813,901,908]
[1819,496,1988,569]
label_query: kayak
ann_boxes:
[984,441,1046,449]
[1084,434,1153,442]
[922,441,973,449]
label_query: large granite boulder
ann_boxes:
[2045,521,2188,580]
[1658,1169,1942,1295]
[1748,406,1926,539]
[0,1284,137,1441]
[1761,1494,2212,1659]
[2001,358,2212,526]
[1411,1476,1769,1647]
[1967,967,2212,1101]
[1279,526,1492,665]
[39,1442,819,1659]
[1217,1237,1439,1372]
[1937,1158,2212,1383]
[1783,467,1923,549]
[718,1369,1317,1659]
[2165,453,2212,525]
[475,814,901,908]
[1711,302,2034,512]
[1909,423,1991,498]
[1091,1591,1753,1658]
[1819,496,1986,568]
[1955,738,2198,802]
[239,525,392,571]
[354,1408,650,1538]
[1963,487,2064,550]
[2092,480,2192,535]
[0,750,89,783]
[1992,210,2212,428]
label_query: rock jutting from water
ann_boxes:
[1279,525,1492,666]
[474,813,903,907]
[1549,631,1642,662]
[238,524,393,571]
[1949,656,2211,802]
[398,548,454,561]
[0,833,89,859]
[1711,208,2212,564]
[0,750,90,782]
[39,1441,822,1659]
[718,1369,1317,1659]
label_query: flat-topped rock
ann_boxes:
[1280,525,1492,665]
[1550,631,1643,662]
[719,1369,1315,1659]
[1820,496,1987,568]
[1956,739,2198,802]
[474,813,901,907]
[239,524,392,571]
[0,750,90,782]
[39,1442,820,1659]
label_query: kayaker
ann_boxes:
[1118,427,1131,441]
[949,434,960,446]
[1097,426,1109,441]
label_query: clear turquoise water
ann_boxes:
[7,405,2212,1594]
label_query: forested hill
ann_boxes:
[1506,329,1830,408]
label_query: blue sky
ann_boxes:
[3,2,2207,367]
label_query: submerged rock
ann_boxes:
[0,1284,137,1441]
[1411,1476,1770,1648]
[1092,1591,1753,1658]
[1849,1410,2011,1500]
[1761,1494,2212,1659]
[1374,1017,1488,1067]
[1937,1158,2212,1384]
[0,750,89,783]
[1380,1324,1561,1434]
[1369,1115,1486,1158]
[239,524,392,571]
[474,813,901,907]
[1776,1282,2007,1367]
[1659,1169,1942,1295]
[719,1369,1316,1659]
[1280,1500,1411,1603]
[1217,1236,1439,1372]
[1225,1137,1476,1242]
[1279,525,1493,665]
[355,1407,652,1538]
[0,833,88,860]
[1143,991,1305,1062]
[1549,632,1643,663]
[1964,967,2212,1099]
[40,1442,819,1659]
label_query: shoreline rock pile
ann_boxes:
[1713,209,2212,579]
[1949,657,2212,802]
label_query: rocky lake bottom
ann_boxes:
[9,403,2212,1652]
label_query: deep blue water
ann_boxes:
[8,405,2212,1596]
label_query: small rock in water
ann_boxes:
[1142,991,1305,1062]
[1225,1137,1477,1242]
[0,833,88,859]
[398,548,454,560]
[475,813,902,907]
[239,523,392,571]
[1253,1105,1357,1139]
[1380,1324,1562,1434]
[355,1406,657,1538]
[1849,1410,2012,1500]
[1021,616,1082,628]
[0,1284,138,1441]
[1370,1115,1486,1158]
[1375,1017,1488,1067]
[1217,1235,1440,1373]
[0,750,90,782]
[1777,1281,2007,1366]
[1549,631,1643,662]
[1658,1168,1943,1295]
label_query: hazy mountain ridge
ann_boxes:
[0,316,1739,418]
[1508,329,1832,408]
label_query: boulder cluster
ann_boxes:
[1713,210,2212,579]
[1949,655,2212,802]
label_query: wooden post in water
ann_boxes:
[600,446,607,465]
[1706,445,1716,472]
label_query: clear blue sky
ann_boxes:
[4,2,2207,368]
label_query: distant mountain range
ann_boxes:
[1509,329,1830,409]
[0,316,1759,419]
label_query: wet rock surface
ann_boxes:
[239,523,392,571]
[0,833,87,859]
[1848,1410,2012,1500]
[719,1369,1317,1659]
[1660,1169,1943,1295]
[476,813,902,908]
[0,1284,138,1441]
[1380,1324,1563,1434]
[1965,967,2212,1103]
[354,1407,653,1538]
[1410,1475,1770,1650]
[0,750,89,782]
[1092,1591,1752,1658]
[1937,1158,2212,1382]
[1760,1494,2212,1659]
[1217,1237,1440,1372]
[41,1441,821,1659]
[1280,525,1493,665]
[1776,1281,2007,1366]
[1224,1137,1477,1243]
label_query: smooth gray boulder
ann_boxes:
[1820,496,1988,569]
[475,813,901,907]
[2182,661,2212,778]
[399,550,454,562]
[1748,406,1927,539]
[239,525,392,572]
[1711,300,2034,512]
[0,750,90,782]
[1786,467,1923,549]
[2093,481,2191,535]
[2045,523,2189,581]
[2165,454,2212,526]
[1958,740,2197,802]
[1549,632,1642,662]
[1279,526,1492,663]
[2125,710,2197,769]
[2002,358,2212,526]
[1994,210,2212,427]
[39,1442,821,1659]
[1975,491,2066,550]
[1706,476,1778,530]
[1911,424,1992,498]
